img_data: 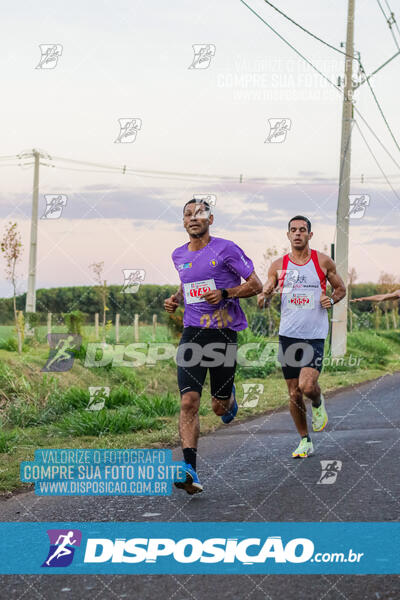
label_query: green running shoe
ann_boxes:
[292,437,314,458]
[312,393,328,432]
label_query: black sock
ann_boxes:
[312,398,321,408]
[302,434,311,442]
[183,448,197,471]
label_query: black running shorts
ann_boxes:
[278,335,325,380]
[177,326,238,399]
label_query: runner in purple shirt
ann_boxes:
[164,198,262,494]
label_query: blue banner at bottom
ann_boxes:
[0,522,398,574]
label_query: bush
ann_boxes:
[5,401,41,428]
[63,310,87,336]
[236,328,280,379]
[25,312,41,329]
[106,386,136,409]
[130,393,180,417]
[347,331,391,366]
[0,429,18,453]
[0,336,18,352]
[167,307,184,337]
[5,386,91,427]
[54,407,161,437]
[40,387,90,422]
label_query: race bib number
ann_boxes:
[184,279,216,304]
[287,292,314,309]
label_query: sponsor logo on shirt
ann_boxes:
[179,262,192,270]
[209,259,218,267]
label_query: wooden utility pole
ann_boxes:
[331,0,355,357]
[25,149,40,315]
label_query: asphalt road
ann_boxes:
[1,372,400,599]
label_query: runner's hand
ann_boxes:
[202,289,223,304]
[262,280,275,296]
[257,293,270,309]
[320,294,332,309]
[164,294,180,313]
[257,281,274,309]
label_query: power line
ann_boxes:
[362,69,400,155]
[358,49,400,84]
[261,0,356,60]
[52,155,240,180]
[355,119,400,204]
[240,0,400,172]
[384,0,400,39]
[265,0,400,89]
[0,155,20,161]
[42,160,345,185]
[377,0,400,51]
[354,105,400,171]
[259,0,400,157]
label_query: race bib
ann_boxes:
[184,279,216,304]
[287,292,314,309]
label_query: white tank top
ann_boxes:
[278,249,329,340]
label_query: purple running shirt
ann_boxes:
[172,236,254,331]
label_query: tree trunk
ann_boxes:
[12,288,22,354]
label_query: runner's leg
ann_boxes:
[286,378,308,437]
[298,367,321,406]
[179,391,201,448]
[175,327,207,493]
[209,329,238,419]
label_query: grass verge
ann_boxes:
[0,328,399,494]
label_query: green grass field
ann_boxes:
[0,324,399,493]
[0,324,171,345]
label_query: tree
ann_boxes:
[89,261,109,341]
[1,222,24,352]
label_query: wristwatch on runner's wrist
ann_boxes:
[221,289,229,299]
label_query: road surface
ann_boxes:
[1,372,399,599]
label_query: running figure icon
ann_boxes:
[45,531,77,566]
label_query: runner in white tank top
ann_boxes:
[279,249,329,339]
[258,216,346,459]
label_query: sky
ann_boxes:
[0,0,399,298]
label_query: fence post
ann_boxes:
[115,313,120,344]
[134,313,139,342]
[47,312,52,335]
[152,314,157,339]
[95,312,99,340]
[374,305,380,330]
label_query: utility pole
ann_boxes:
[331,0,355,357]
[25,149,40,314]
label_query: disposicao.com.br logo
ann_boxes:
[82,536,363,566]
[84,535,313,564]
[29,523,377,575]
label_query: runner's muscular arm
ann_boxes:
[202,271,262,304]
[319,254,346,308]
[257,257,282,309]
[351,289,400,303]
